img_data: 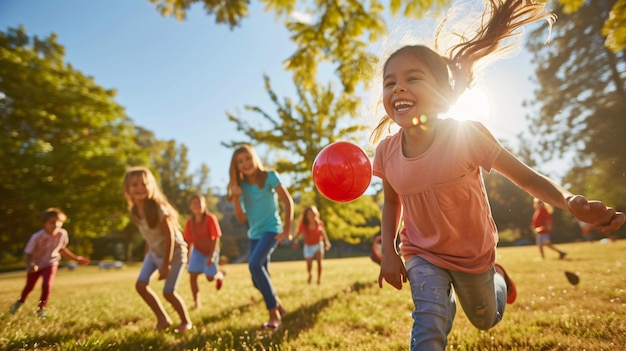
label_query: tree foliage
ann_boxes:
[0,27,148,259]
[148,0,450,93]
[0,27,219,264]
[524,0,626,212]
[559,0,626,52]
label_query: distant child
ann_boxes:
[292,206,331,285]
[227,144,294,330]
[371,0,625,349]
[531,198,567,259]
[10,207,90,317]
[183,194,225,309]
[123,166,192,332]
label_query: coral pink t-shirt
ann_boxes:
[373,119,502,273]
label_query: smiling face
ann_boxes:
[382,52,448,129]
[127,173,150,204]
[188,196,206,217]
[235,150,257,178]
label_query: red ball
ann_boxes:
[312,141,372,202]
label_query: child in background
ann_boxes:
[292,206,331,285]
[227,144,294,331]
[123,166,192,332]
[531,198,567,259]
[10,207,90,317]
[183,194,225,309]
[371,0,625,349]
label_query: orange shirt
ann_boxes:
[532,207,552,235]
[183,213,222,255]
[298,221,325,245]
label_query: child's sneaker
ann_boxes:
[10,300,22,314]
[216,277,223,291]
[494,263,517,304]
[37,307,48,317]
[559,252,567,260]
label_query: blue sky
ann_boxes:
[1,0,538,190]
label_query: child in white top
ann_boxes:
[123,166,191,332]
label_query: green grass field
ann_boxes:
[1,241,625,350]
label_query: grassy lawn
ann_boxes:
[1,240,625,350]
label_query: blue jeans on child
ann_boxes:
[406,255,507,350]
[248,232,279,310]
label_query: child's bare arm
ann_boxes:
[59,247,90,264]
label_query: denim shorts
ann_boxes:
[303,242,323,258]
[187,247,220,277]
[137,250,185,293]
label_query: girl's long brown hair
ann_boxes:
[370,0,556,144]
[299,206,321,229]
[123,166,180,229]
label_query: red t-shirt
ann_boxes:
[298,221,325,245]
[183,213,222,255]
[531,207,552,235]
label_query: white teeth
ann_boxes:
[394,101,414,110]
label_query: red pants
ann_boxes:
[19,264,58,308]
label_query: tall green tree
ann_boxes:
[524,0,626,211]
[0,27,149,261]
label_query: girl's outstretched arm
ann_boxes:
[59,248,90,265]
[378,179,407,290]
[275,183,294,241]
[494,148,625,233]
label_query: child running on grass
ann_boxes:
[371,0,625,349]
[531,198,567,259]
[10,207,90,317]
[227,144,294,331]
[292,206,331,285]
[123,166,192,332]
[183,194,226,309]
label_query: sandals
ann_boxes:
[174,323,193,333]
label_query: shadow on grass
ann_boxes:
[2,280,378,351]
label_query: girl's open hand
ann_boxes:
[378,253,407,290]
[77,256,90,265]
[229,183,242,197]
[568,195,625,234]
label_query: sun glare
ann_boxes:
[445,87,492,122]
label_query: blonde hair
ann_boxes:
[533,198,554,214]
[226,145,269,201]
[123,166,180,229]
[370,0,556,144]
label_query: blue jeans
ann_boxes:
[248,232,279,310]
[406,256,507,350]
